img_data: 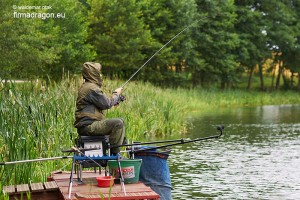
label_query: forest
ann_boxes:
[1,0,300,90]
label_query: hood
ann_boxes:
[82,62,103,87]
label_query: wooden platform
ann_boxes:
[50,171,160,200]
[3,171,160,200]
[3,181,60,200]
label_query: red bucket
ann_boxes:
[96,176,115,187]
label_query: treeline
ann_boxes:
[1,0,299,90]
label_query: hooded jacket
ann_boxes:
[74,62,120,128]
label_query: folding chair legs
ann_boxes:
[117,155,127,196]
[68,157,76,199]
[68,154,127,198]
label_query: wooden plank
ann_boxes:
[44,181,59,191]
[75,191,160,200]
[30,182,45,192]
[2,185,15,194]
[16,184,30,192]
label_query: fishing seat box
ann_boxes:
[75,135,110,169]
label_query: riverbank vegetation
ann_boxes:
[0,79,299,188]
[1,0,300,90]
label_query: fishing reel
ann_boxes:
[119,94,126,102]
[115,94,126,106]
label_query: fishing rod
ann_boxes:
[0,156,73,166]
[110,125,224,151]
[114,138,187,148]
[0,147,102,165]
[120,16,209,89]
[131,125,224,153]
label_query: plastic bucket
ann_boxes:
[108,159,142,184]
[96,176,115,187]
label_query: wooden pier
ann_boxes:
[3,181,60,200]
[3,171,160,200]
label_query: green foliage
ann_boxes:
[0,0,299,90]
[88,0,152,78]
[193,0,240,88]
[139,0,199,85]
[0,0,57,79]
[235,0,271,67]
[40,0,96,78]
[0,0,94,80]
[224,0,300,90]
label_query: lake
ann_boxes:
[167,105,300,199]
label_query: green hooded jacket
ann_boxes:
[74,62,120,128]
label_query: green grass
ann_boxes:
[179,88,300,112]
[0,77,299,190]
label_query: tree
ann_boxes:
[234,0,272,90]
[255,0,299,90]
[194,0,240,89]
[0,0,94,80]
[0,0,58,79]
[87,0,153,79]
[138,0,199,87]
[278,0,300,90]
[42,0,95,79]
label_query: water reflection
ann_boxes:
[168,105,300,199]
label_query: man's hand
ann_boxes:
[114,94,126,107]
[113,87,123,95]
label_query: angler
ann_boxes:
[74,62,126,155]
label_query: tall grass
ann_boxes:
[0,77,299,189]
[107,80,189,138]
[0,79,79,186]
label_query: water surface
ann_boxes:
[167,105,300,199]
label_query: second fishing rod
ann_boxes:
[110,125,224,151]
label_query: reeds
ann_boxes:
[0,79,78,186]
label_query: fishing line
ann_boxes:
[120,16,209,89]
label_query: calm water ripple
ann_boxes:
[168,106,300,200]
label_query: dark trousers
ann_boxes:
[78,118,125,154]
